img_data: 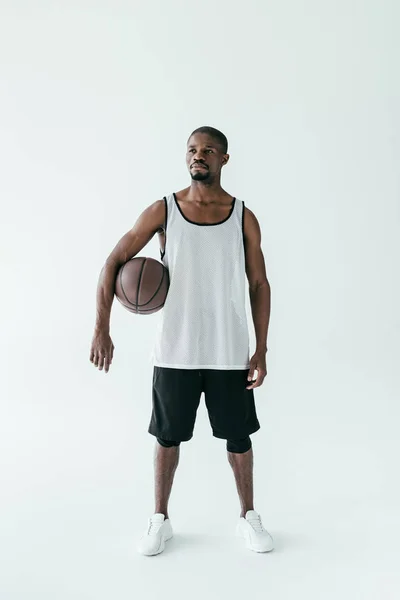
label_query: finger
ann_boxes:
[90,348,94,363]
[93,351,99,367]
[104,356,110,373]
[98,354,105,370]
[247,367,256,382]
[246,369,257,390]
[247,372,265,390]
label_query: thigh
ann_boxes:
[203,368,260,439]
[148,367,202,442]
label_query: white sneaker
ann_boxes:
[236,510,274,553]
[137,513,173,556]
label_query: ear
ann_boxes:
[222,153,230,166]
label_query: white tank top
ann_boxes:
[150,192,250,370]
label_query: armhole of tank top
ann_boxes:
[160,196,168,260]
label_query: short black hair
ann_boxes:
[188,126,228,154]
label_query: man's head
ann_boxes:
[186,126,229,182]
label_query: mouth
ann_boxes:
[191,164,208,169]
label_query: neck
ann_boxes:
[187,180,226,204]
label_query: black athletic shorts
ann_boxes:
[148,367,261,442]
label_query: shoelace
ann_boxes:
[247,514,265,533]
[148,519,163,535]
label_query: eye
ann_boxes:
[207,149,213,153]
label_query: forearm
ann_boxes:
[249,281,271,352]
[95,260,119,333]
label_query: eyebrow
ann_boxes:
[188,144,216,149]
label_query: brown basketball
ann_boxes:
[114,256,169,315]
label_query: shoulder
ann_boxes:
[243,205,261,241]
[144,199,166,233]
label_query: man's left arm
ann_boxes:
[243,206,271,389]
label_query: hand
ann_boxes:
[246,350,267,390]
[90,329,114,373]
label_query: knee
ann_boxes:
[226,436,252,454]
[157,437,181,448]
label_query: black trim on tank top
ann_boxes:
[173,192,236,226]
[160,196,168,260]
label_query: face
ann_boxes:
[186,133,229,181]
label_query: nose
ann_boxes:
[192,149,207,161]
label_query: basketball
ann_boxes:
[114,256,169,314]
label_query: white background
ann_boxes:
[1,1,399,599]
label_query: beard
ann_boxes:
[190,169,210,181]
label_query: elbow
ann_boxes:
[249,279,270,295]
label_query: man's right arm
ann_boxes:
[90,199,166,372]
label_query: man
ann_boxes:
[90,126,273,555]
